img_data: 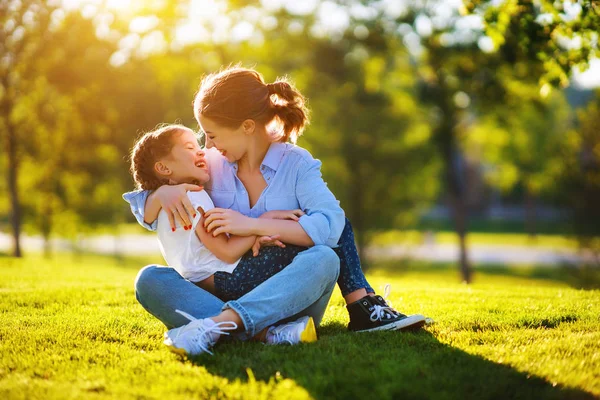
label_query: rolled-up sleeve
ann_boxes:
[296,158,345,247]
[122,190,157,231]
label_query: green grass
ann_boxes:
[1,253,599,399]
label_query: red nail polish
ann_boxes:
[184,226,188,231]
[172,228,175,232]
[188,225,192,230]
[193,214,197,218]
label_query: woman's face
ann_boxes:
[198,115,249,163]
[160,130,209,185]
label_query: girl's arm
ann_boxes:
[198,209,302,262]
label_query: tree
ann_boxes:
[1,0,57,256]
[559,91,600,266]
[463,88,572,238]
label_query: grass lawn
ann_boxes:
[1,253,598,399]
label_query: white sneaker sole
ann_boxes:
[164,329,189,356]
[355,314,427,333]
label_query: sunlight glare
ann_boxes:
[106,0,132,11]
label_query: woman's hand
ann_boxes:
[251,235,285,256]
[203,208,256,236]
[259,209,305,221]
[153,184,202,231]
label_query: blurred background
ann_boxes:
[1,0,599,284]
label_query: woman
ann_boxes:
[128,67,425,354]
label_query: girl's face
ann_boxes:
[160,130,209,185]
[198,115,250,163]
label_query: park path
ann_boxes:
[0,232,587,266]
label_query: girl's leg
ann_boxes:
[334,218,375,301]
[134,265,225,329]
[223,245,340,340]
[213,244,308,302]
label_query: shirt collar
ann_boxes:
[225,142,286,172]
[261,142,286,172]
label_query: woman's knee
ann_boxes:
[134,265,164,297]
[312,245,340,282]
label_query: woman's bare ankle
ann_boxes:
[211,309,243,329]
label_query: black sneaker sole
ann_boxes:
[353,314,427,333]
[397,315,427,331]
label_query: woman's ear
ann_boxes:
[242,119,255,135]
[154,161,172,177]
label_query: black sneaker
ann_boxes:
[371,294,427,331]
[347,294,427,332]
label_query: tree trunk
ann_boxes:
[41,201,52,259]
[450,192,472,283]
[438,127,472,283]
[6,115,22,258]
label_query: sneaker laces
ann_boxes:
[174,309,238,355]
[369,304,397,322]
[382,283,394,308]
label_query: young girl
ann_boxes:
[124,123,329,354]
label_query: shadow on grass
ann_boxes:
[369,259,600,290]
[190,326,594,400]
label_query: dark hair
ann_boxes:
[129,124,192,190]
[193,67,309,143]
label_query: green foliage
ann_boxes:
[468,0,600,88]
[1,253,599,399]
[464,88,571,196]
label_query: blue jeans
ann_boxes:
[135,245,340,340]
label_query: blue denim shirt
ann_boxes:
[122,142,345,247]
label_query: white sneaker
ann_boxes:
[265,316,317,345]
[163,309,238,356]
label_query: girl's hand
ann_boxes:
[259,209,305,221]
[154,184,202,231]
[203,208,255,236]
[252,235,285,256]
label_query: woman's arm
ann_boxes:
[196,208,290,262]
[203,209,315,247]
[294,157,345,247]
